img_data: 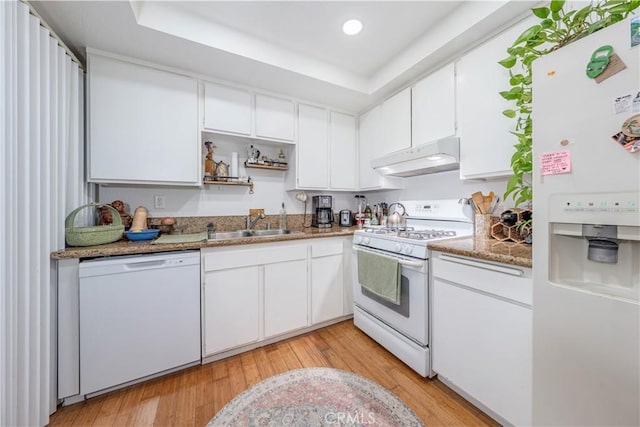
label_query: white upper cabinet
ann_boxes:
[288,107,356,191]
[329,112,357,191]
[457,17,535,179]
[412,63,456,145]
[87,53,200,186]
[358,106,402,191]
[203,82,251,136]
[358,106,382,190]
[255,93,295,142]
[202,83,296,144]
[380,87,412,156]
[296,104,329,189]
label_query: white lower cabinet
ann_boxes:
[431,251,532,426]
[264,259,308,338]
[203,266,260,355]
[310,239,344,324]
[202,237,351,359]
[202,242,308,357]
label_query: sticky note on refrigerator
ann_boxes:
[540,150,571,175]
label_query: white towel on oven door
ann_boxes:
[357,249,401,305]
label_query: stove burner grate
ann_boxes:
[363,227,456,240]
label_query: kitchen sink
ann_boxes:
[248,229,304,237]
[207,231,253,240]
[207,229,304,241]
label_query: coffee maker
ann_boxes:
[311,195,333,228]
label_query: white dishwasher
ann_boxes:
[79,251,201,396]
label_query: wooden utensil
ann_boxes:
[471,192,484,214]
[483,192,494,214]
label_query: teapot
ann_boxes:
[214,161,229,182]
[247,145,260,164]
[387,202,407,230]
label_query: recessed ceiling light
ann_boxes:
[342,19,363,36]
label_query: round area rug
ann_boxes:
[208,367,424,426]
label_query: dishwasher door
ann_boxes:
[79,251,201,396]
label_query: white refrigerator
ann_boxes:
[532,17,639,426]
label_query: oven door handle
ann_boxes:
[398,259,424,268]
[353,246,425,269]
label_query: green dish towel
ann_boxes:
[357,249,401,305]
[152,232,208,244]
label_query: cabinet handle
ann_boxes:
[438,254,524,276]
[398,259,424,268]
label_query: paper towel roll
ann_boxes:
[230,152,239,178]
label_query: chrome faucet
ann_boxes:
[206,222,216,239]
[247,212,266,230]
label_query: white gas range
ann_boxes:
[352,199,473,377]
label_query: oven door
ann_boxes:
[352,245,429,345]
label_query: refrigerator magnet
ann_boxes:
[586,45,613,78]
[612,114,640,153]
[614,93,633,114]
[622,114,640,137]
[586,45,627,83]
[631,16,640,47]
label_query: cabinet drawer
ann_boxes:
[203,243,307,272]
[311,238,344,258]
[432,252,532,306]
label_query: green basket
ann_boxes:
[65,202,124,247]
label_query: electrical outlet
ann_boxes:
[154,195,166,209]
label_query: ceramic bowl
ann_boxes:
[125,229,159,241]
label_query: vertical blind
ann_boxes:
[1,1,92,425]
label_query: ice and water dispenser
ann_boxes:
[547,192,639,302]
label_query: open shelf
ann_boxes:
[245,163,288,171]
[203,177,254,194]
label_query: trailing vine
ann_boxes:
[499,0,640,206]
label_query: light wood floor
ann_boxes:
[49,320,498,426]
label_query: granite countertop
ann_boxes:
[428,236,532,268]
[51,226,359,259]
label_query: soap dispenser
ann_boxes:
[279,202,287,229]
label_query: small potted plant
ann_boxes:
[516,218,533,244]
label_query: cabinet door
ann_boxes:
[380,87,411,155]
[342,238,354,316]
[329,112,357,190]
[203,266,260,356]
[87,54,199,185]
[203,82,251,135]
[412,63,456,145]
[432,278,532,426]
[264,260,308,338]
[457,17,535,179]
[311,254,344,324]
[358,106,402,191]
[297,104,329,189]
[255,93,295,141]
[358,106,382,190]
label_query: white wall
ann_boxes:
[375,170,511,213]
[99,183,358,218]
[100,166,511,218]
[98,133,359,217]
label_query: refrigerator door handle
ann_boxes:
[438,254,525,276]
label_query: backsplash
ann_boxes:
[99,169,511,220]
[148,214,316,234]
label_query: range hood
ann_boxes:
[371,137,460,177]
